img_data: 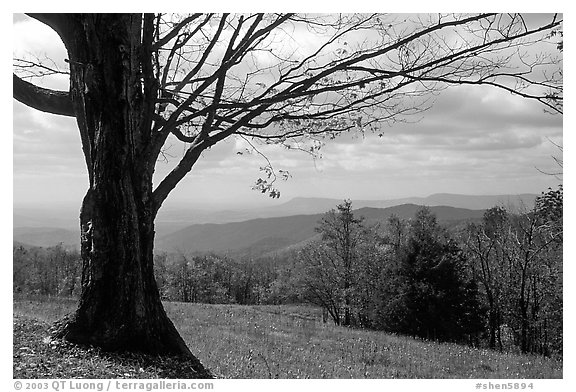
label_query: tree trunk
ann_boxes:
[497,311,503,352]
[34,14,208,374]
[487,297,497,349]
[56,187,192,358]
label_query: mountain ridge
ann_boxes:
[14,192,537,254]
[14,192,537,229]
[154,203,486,256]
[273,192,537,211]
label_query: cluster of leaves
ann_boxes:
[535,184,563,225]
[13,315,211,379]
[252,165,290,199]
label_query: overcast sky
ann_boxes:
[12,13,563,210]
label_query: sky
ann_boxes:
[12,13,564,211]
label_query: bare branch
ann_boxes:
[42,12,557,202]
[13,73,74,117]
[13,56,69,79]
[151,139,212,212]
[153,14,203,51]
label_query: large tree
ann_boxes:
[13,13,562,363]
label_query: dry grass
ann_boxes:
[13,314,211,379]
[13,297,562,379]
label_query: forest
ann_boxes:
[13,185,562,358]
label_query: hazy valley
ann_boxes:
[13,193,536,256]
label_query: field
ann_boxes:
[13,297,562,379]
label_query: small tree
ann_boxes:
[317,200,367,325]
[297,241,344,324]
[371,215,409,330]
[384,207,485,342]
[464,207,509,350]
[298,200,378,326]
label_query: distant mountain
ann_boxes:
[13,240,35,250]
[155,204,485,257]
[408,193,537,210]
[14,193,537,230]
[355,204,486,222]
[13,193,534,251]
[153,193,536,233]
[155,207,259,228]
[13,209,80,229]
[155,214,321,255]
[267,193,537,214]
[13,227,80,249]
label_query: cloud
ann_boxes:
[13,15,69,91]
[12,14,563,207]
[154,79,563,201]
[13,102,84,177]
[392,86,561,136]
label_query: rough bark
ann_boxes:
[17,14,209,374]
[13,74,74,116]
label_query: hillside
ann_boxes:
[14,192,524,252]
[255,193,537,217]
[155,204,484,256]
[13,227,80,249]
[15,193,536,228]
[355,204,486,222]
[155,213,321,255]
[14,297,562,379]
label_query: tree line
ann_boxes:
[13,186,562,357]
[295,189,562,357]
[13,244,81,297]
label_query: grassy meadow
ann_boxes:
[13,296,562,379]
